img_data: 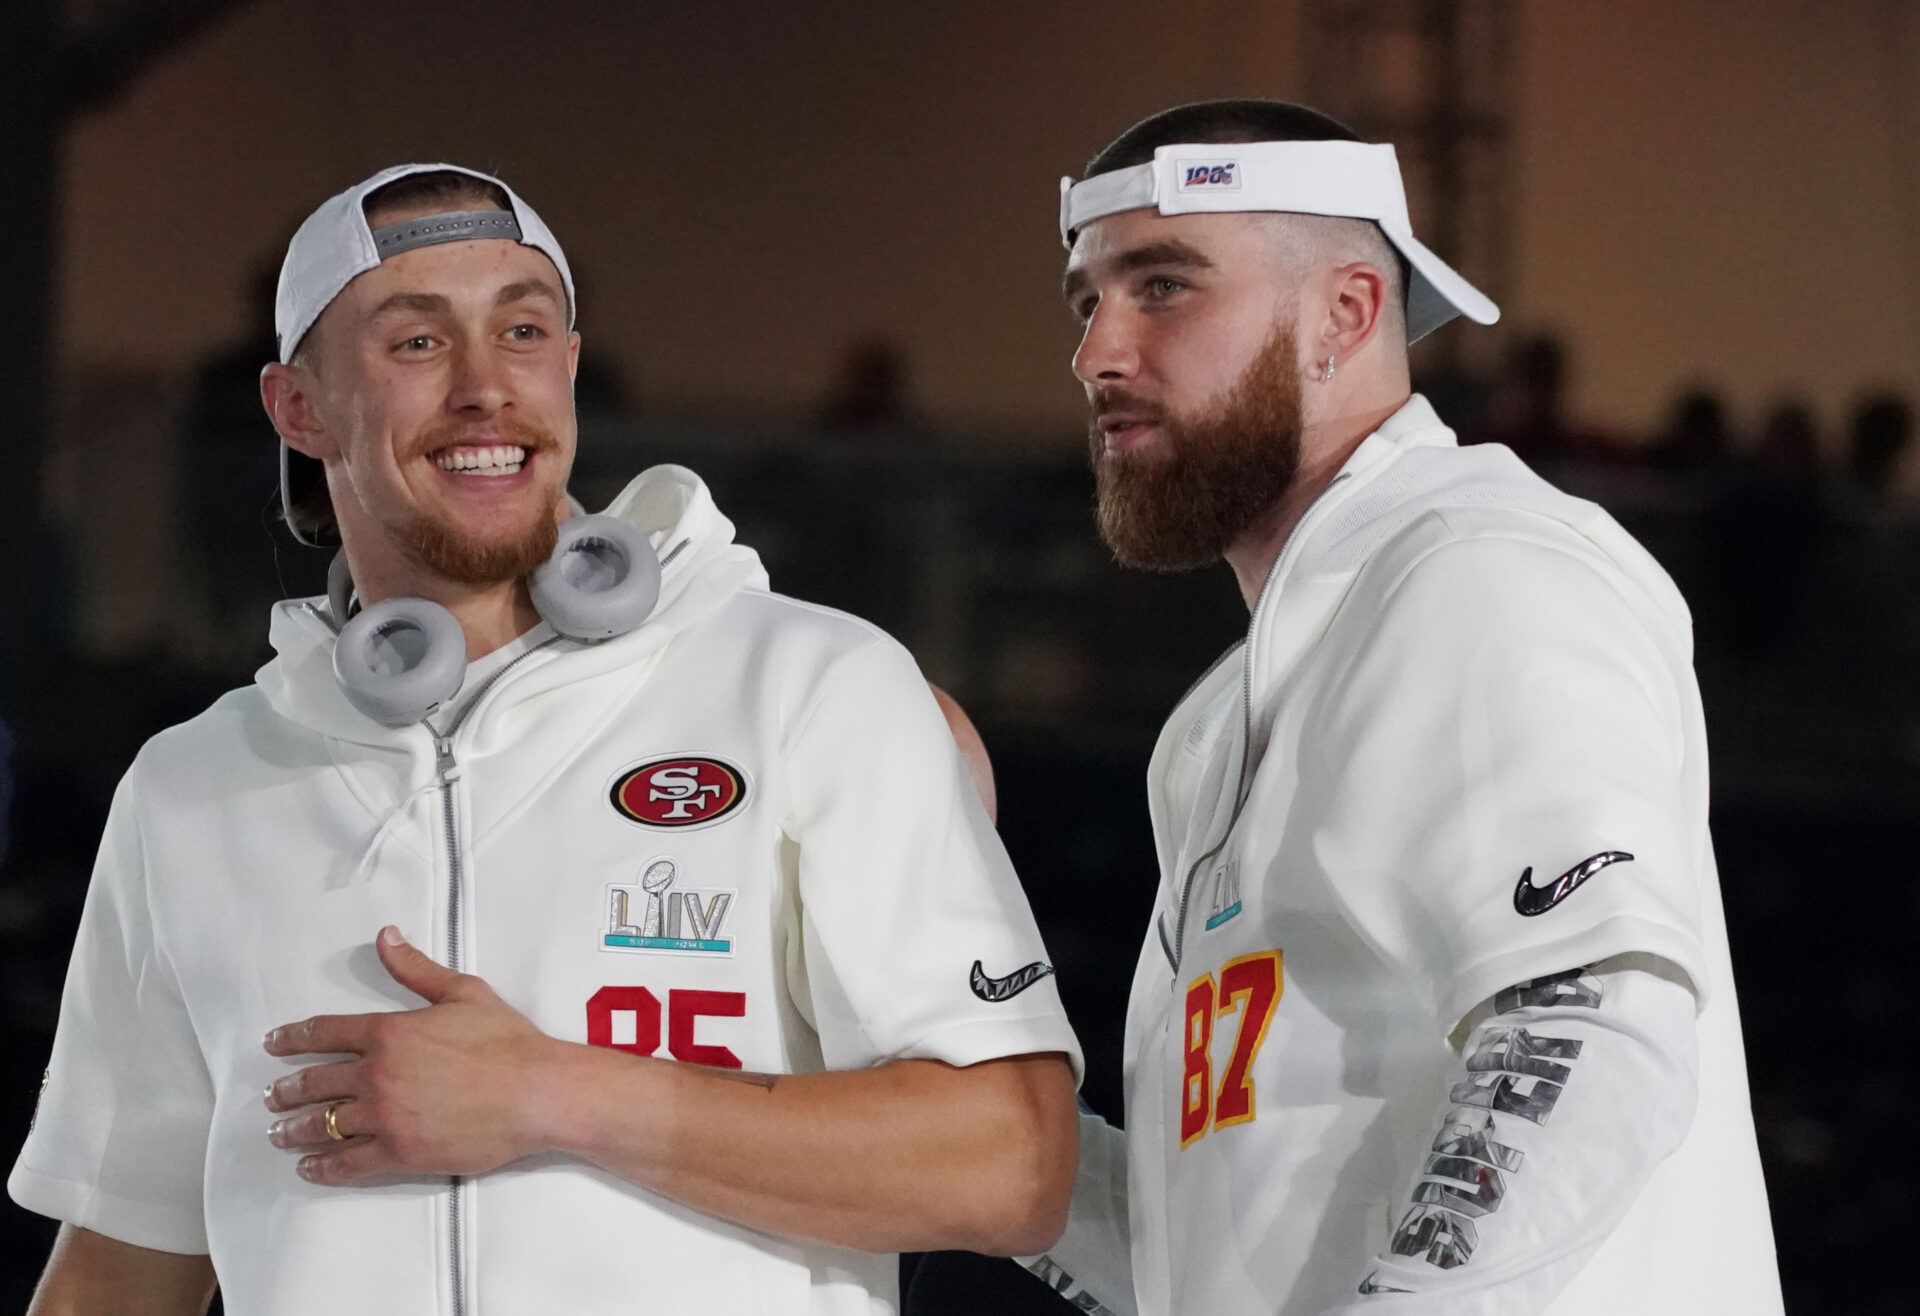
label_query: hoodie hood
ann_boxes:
[258,464,769,752]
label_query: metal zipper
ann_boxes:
[433,738,467,1316]
[1164,577,1271,974]
[1164,472,1357,975]
[424,636,560,1316]
[1159,641,1251,968]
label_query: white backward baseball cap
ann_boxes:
[1059,140,1499,343]
[274,161,575,364]
[274,162,576,545]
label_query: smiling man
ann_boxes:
[1020,101,1782,1315]
[10,164,1079,1315]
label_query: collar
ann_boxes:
[1241,393,1457,697]
[1330,392,1457,484]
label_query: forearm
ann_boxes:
[29,1225,218,1316]
[529,1044,1078,1255]
[1334,956,1699,1313]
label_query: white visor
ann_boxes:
[1059,140,1498,343]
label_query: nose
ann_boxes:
[1071,302,1138,387]
[447,338,511,416]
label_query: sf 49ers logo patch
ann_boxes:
[609,756,750,829]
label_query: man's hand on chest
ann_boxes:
[262,925,571,1185]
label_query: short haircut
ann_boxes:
[1085,99,1365,176]
[282,169,516,544]
[1084,99,1409,322]
[361,169,512,227]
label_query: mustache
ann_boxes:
[1088,386,1166,425]
[408,417,561,461]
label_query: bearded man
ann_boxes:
[10,163,1080,1315]
[1019,100,1783,1315]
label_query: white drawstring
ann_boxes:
[346,776,445,887]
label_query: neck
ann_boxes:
[1222,391,1411,611]
[346,551,544,661]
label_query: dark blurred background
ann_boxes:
[4,2,1918,1313]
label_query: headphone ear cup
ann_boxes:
[530,513,661,642]
[331,598,468,727]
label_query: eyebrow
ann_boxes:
[367,279,564,319]
[494,279,564,309]
[1062,240,1217,302]
[370,291,451,317]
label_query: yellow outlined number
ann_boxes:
[1179,949,1282,1147]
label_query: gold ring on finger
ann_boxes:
[324,1101,349,1142]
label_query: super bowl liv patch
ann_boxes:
[603,858,736,957]
[1204,858,1243,930]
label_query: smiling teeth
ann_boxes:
[435,444,527,475]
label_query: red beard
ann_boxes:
[1090,321,1304,571]
[398,418,562,586]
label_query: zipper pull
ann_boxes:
[434,734,460,783]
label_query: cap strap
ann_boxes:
[370,209,523,260]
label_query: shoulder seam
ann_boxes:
[733,587,892,644]
[1377,516,1605,610]
[775,632,896,773]
[120,758,197,1014]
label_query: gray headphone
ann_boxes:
[326,510,662,727]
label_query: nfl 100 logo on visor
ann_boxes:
[608,755,749,830]
[604,858,736,957]
[1177,160,1240,190]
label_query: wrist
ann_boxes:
[518,1038,670,1168]
[516,1036,600,1159]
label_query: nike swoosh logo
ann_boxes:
[1513,851,1634,917]
[969,959,1056,1003]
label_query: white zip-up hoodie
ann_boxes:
[1034,396,1779,1315]
[11,465,1082,1316]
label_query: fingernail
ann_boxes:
[263,1028,280,1049]
[269,1121,285,1145]
[379,925,403,947]
[298,1158,317,1180]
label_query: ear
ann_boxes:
[260,361,339,462]
[1316,261,1392,363]
[566,331,582,384]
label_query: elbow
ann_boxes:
[986,1169,1073,1258]
[966,1144,1074,1257]
[961,1063,1078,1256]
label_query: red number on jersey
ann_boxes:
[586,986,746,1068]
[585,986,663,1057]
[1213,951,1281,1128]
[1180,974,1216,1147]
[1177,949,1283,1147]
[668,988,746,1068]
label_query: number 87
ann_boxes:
[1180,949,1282,1147]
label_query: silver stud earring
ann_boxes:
[1321,355,1337,383]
